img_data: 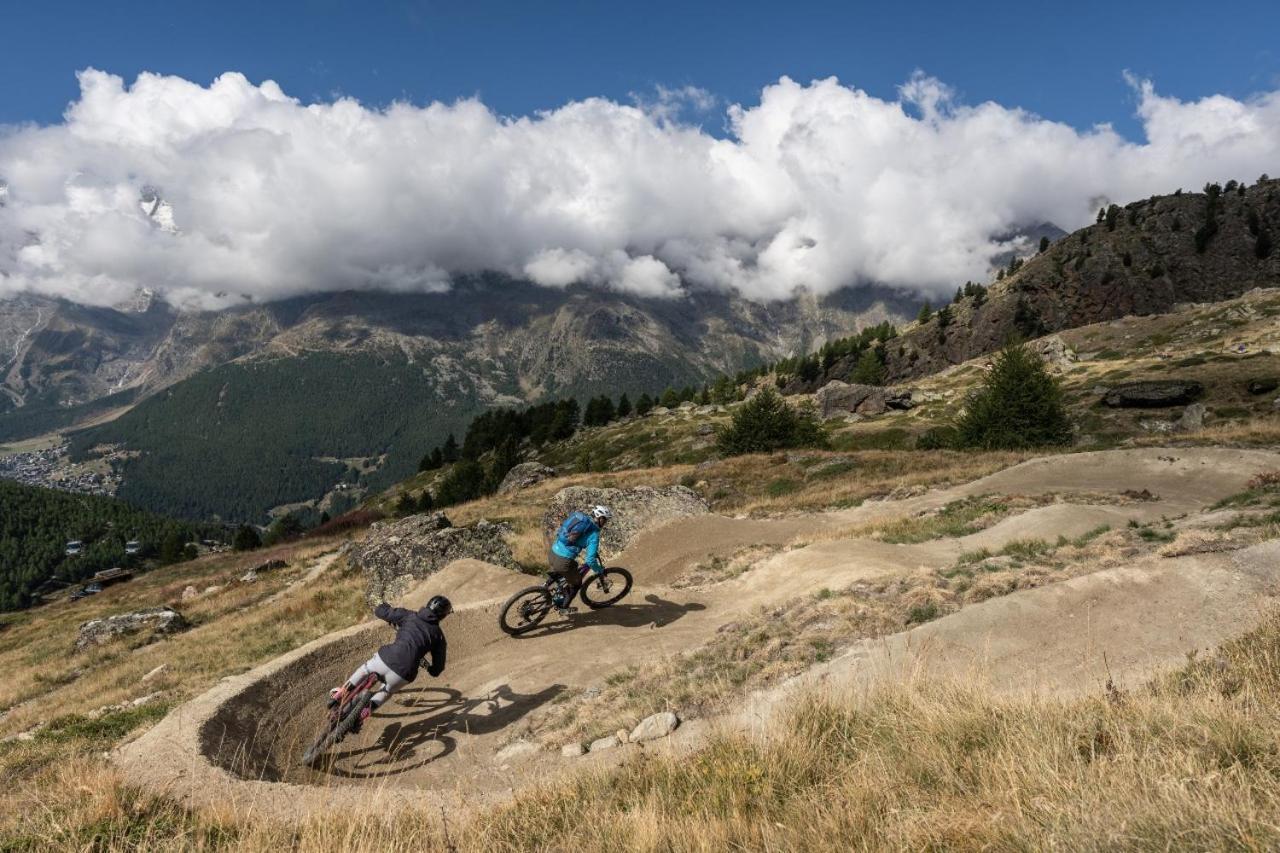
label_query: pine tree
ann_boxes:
[716,388,827,456]
[916,301,934,323]
[233,524,262,552]
[955,342,1072,450]
[441,434,460,463]
[636,392,654,416]
[659,387,680,408]
[1038,235,1050,253]
[1258,229,1274,260]
[395,492,418,516]
[616,393,632,418]
[417,490,435,512]
[849,348,884,385]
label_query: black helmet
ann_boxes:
[425,595,453,619]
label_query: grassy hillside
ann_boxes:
[0,481,211,611]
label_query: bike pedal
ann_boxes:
[556,606,578,615]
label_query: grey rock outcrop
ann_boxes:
[350,512,518,604]
[497,462,557,495]
[1246,377,1278,395]
[541,486,709,552]
[1176,403,1207,432]
[630,711,680,742]
[75,607,189,652]
[1031,335,1077,370]
[814,381,887,419]
[1102,380,1204,408]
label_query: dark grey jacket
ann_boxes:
[373,602,447,682]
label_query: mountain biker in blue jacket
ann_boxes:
[548,505,611,613]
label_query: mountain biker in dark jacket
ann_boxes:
[548,505,611,613]
[329,594,451,731]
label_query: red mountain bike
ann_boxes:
[499,564,633,635]
[301,671,384,766]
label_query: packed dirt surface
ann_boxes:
[116,448,1280,819]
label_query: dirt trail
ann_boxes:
[115,447,1280,819]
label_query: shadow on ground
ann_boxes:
[514,593,707,638]
[317,683,566,779]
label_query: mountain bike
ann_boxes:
[498,564,633,635]
[301,670,384,766]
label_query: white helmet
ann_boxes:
[591,505,613,521]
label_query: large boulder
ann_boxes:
[1102,380,1204,408]
[497,462,557,495]
[813,381,887,419]
[541,486,709,552]
[75,607,189,652]
[350,512,518,604]
[1030,335,1077,371]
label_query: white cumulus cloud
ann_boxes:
[1,68,1278,309]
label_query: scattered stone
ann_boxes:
[350,512,519,604]
[1175,403,1206,432]
[677,401,696,412]
[814,381,887,419]
[695,422,715,436]
[1139,420,1176,434]
[203,585,222,596]
[1121,489,1159,502]
[884,484,928,501]
[1247,378,1279,395]
[616,728,630,745]
[494,741,540,763]
[239,570,258,584]
[694,405,716,416]
[589,735,620,752]
[130,691,163,707]
[75,607,189,652]
[884,389,915,410]
[253,559,289,573]
[1102,380,1204,408]
[542,486,709,552]
[141,664,168,683]
[180,586,199,601]
[561,742,586,757]
[650,406,670,416]
[630,711,680,743]
[497,462,558,495]
[1160,531,1243,558]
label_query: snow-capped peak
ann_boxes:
[139,185,178,234]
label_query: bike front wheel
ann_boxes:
[302,689,373,767]
[499,585,554,635]
[580,568,633,609]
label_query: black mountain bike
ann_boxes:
[301,670,384,766]
[499,564,633,635]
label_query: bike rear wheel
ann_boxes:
[301,689,373,767]
[499,586,554,635]
[580,567,633,609]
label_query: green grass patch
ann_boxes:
[37,703,170,744]
[765,478,802,497]
[876,496,1009,544]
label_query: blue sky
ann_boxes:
[6,0,1279,138]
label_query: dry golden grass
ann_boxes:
[0,538,362,735]
[476,611,1280,851]
[10,607,1280,850]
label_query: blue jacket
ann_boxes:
[551,514,604,572]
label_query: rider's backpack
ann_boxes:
[557,511,595,546]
